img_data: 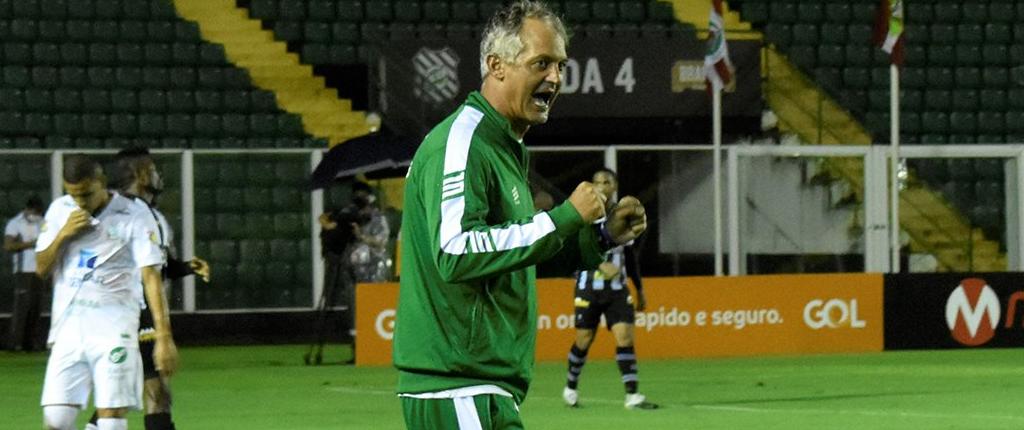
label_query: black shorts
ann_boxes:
[139,310,159,379]
[574,289,635,330]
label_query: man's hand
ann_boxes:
[598,262,620,279]
[606,196,647,244]
[318,213,337,230]
[60,209,93,239]
[568,182,606,223]
[635,291,647,311]
[189,257,210,282]
[153,336,179,377]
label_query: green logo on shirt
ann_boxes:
[109,347,127,364]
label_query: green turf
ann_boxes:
[2,345,1023,429]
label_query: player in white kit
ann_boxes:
[35,154,179,430]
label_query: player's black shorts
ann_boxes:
[573,289,635,330]
[139,310,159,379]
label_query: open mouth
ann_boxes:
[532,91,555,110]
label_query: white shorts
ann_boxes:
[41,307,143,410]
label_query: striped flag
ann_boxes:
[704,0,733,92]
[873,0,904,66]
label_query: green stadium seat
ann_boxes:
[961,3,987,23]
[982,45,1008,66]
[175,21,200,42]
[273,213,307,237]
[583,23,612,39]
[0,89,24,111]
[792,23,817,45]
[272,186,303,210]
[307,0,335,20]
[424,1,451,23]
[139,114,166,136]
[797,2,822,22]
[927,45,955,67]
[82,113,110,136]
[359,22,388,42]
[209,240,238,264]
[615,1,643,22]
[904,2,932,23]
[980,89,1007,111]
[274,21,302,42]
[824,2,850,23]
[901,89,922,111]
[921,112,950,134]
[250,90,277,112]
[249,0,276,19]
[275,161,307,185]
[389,23,416,40]
[764,23,791,47]
[277,114,304,136]
[195,91,223,112]
[222,113,248,135]
[984,23,1011,44]
[365,0,391,21]
[1008,112,1024,133]
[929,24,956,44]
[31,66,59,88]
[167,90,195,111]
[646,1,674,23]
[786,45,815,70]
[119,21,146,41]
[82,88,111,111]
[218,90,247,113]
[276,0,303,19]
[815,44,843,67]
[32,43,61,65]
[197,67,224,88]
[110,88,138,112]
[329,45,358,64]
[954,45,981,66]
[270,239,299,261]
[863,112,888,137]
[564,1,591,23]
[301,44,330,64]
[934,3,960,23]
[139,88,167,112]
[919,134,947,145]
[900,112,920,134]
[847,24,872,44]
[336,0,363,21]
[3,43,31,64]
[958,24,983,44]
[248,113,276,136]
[330,22,359,43]
[145,43,172,65]
[13,136,42,148]
[769,1,797,23]
[0,112,23,135]
[901,45,924,65]
[115,66,142,88]
[194,113,222,137]
[239,240,271,263]
[24,88,52,112]
[2,65,29,86]
[304,22,330,43]
[265,262,294,287]
[952,89,979,110]
[38,21,66,41]
[842,68,870,89]
[450,1,476,23]
[740,1,767,24]
[58,67,87,89]
[10,19,38,41]
[57,42,87,64]
[392,1,421,22]
[814,67,840,90]
[23,113,51,135]
[169,67,196,88]
[116,43,144,65]
[245,137,274,148]
[65,20,91,41]
[110,113,138,135]
[840,90,867,114]
[89,43,117,64]
[954,67,981,88]
[216,188,244,213]
[904,23,927,44]
[927,67,953,88]
[199,44,227,65]
[1012,45,1024,65]
[820,23,847,45]
[54,112,83,134]
[140,66,168,89]
[949,112,978,134]
[978,112,1005,134]
[591,1,617,23]
[219,161,247,184]
[987,2,1014,23]
[982,67,1008,87]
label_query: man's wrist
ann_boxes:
[596,222,616,249]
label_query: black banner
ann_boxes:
[884,273,1024,349]
[374,37,762,137]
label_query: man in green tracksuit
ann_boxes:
[394,1,649,428]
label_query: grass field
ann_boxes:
[2,345,1023,429]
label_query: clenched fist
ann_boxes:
[568,181,607,223]
[606,196,647,244]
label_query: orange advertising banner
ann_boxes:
[356,274,884,366]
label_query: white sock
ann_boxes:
[97,418,128,430]
[42,405,78,430]
[85,424,100,430]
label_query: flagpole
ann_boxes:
[889,63,901,272]
[713,87,723,276]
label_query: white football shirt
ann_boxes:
[4,210,42,273]
[36,192,165,343]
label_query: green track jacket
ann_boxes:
[394,91,606,403]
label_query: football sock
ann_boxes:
[42,405,78,430]
[566,344,589,390]
[616,346,639,394]
[97,418,127,430]
[145,412,176,430]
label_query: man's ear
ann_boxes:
[486,54,504,80]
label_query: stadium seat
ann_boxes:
[787,46,816,70]
[978,112,1005,134]
[646,1,674,23]
[591,1,617,23]
[109,113,138,135]
[239,240,271,264]
[303,22,330,43]
[982,45,1008,66]
[82,88,111,111]
[958,24,983,44]
[816,44,843,67]
[792,23,818,45]
[980,89,1007,111]
[249,0,277,19]
[955,45,981,66]
[270,239,299,261]
[954,67,981,88]
[365,0,392,21]
[10,19,39,41]
[842,68,870,89]
[934,3,960,22]
[797,2,823,22]
[563,1,591,23]
[272,186,303,210]
[0,112,22,135]
[114,66,142,88]
[139,89,167,112]
[22,89,52,113]
[820,23,847,45]
[961,3,987,23]
[307,0,335,21]
[217,213,247,239]
[165,113,194,136]
[0,89,24,111]
[222,113,248,135]
[23,113,51,135]
[274,213,306,237]
[921,111,950,134]
[740,1,767,24]
[336,0,364,21]
[449,1,476,23]
[169,67,196,88]
[264,262,294,287]
[81,113,110,136]
[949,112,978,134]
[930,24,956,44]
[764,23,791,47]
[983,67,1009,87]
[927,45,955,67]
[198,67,224,88]
[209,240,238,264]
[1007,111,1024,133]
[769,1,797,23]
[111,89,138,112]
[926,67,953,88]
[952,89,979,111]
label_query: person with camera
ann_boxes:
[318,182,391,359]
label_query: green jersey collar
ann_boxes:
[465,91,523,146]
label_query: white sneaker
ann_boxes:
[624,393,659,410]
[562,386,579,407]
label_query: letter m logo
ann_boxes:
[945,278,1001,346]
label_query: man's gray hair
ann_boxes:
[479,1,569,78]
